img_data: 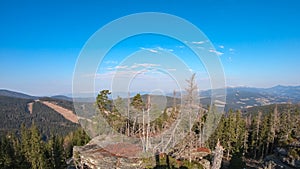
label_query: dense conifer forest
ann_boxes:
[0,124,90,169]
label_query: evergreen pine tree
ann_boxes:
[131,93,144,111]
[0,135,14,169]
[47,135,66,169]
[28,123,48,169]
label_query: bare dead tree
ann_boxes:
[184,73,199,162]
[173,90,177,112]
[127,92,130,136]
[270,104,278,151]
[211,139,224,169]
[146,95,151,151]
[198,106,204,148]
[142,108,145,151]
[162,116,181,152]
[132,116,137,136]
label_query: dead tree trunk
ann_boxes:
[211,140,224,169]
[127,92,130,136]
[173,90,177,112]
[142,108,145,151]
[198,107,204,148]
[184,73,198,163]
[146,95,151,151]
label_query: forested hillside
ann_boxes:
[0,95,79,138]
[0,93,91,169]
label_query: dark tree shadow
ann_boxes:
[153,154,189,169]
[153,165,188,169]
[179,166,188,169]
[155,149,160,166]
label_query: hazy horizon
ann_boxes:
[1,84,300,98]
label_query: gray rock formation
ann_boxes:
[72,137,144,169]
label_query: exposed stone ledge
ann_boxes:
[73,137,143,169]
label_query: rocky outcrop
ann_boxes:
[261,147,300,169]
[72,137,143,169]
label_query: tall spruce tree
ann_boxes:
[0,135,15,169]
[47,135,66,169]
[28,123,48,169]
[131,93,144,111]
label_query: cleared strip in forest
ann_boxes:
[27,102,34,114]
[41,101,79,123]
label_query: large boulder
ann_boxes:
[72,136,143,169]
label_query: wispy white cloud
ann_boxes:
[140,47,159,53]
[209,49,224,56]
[191,41,205,45]
[176,45,185,49]
[94,70,134,79]
[104,60,118,64]
[115,70,146,78]
[157,47,174,52]
[197,46,205,50]
[130,63,160,69]
[219,45,225,49]
[140,47,174,53]
[106,63,160,72]
[115,65,128,69]
[229,48,235,52]
[107,67,114,70]
[95,67,166,80]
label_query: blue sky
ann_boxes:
[1,0,300,96]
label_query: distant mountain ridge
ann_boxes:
[0,89,38,100]
[196,85,300,110]
[1,85,300,110]
[51,95,73,101]
[230,85,300,109]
